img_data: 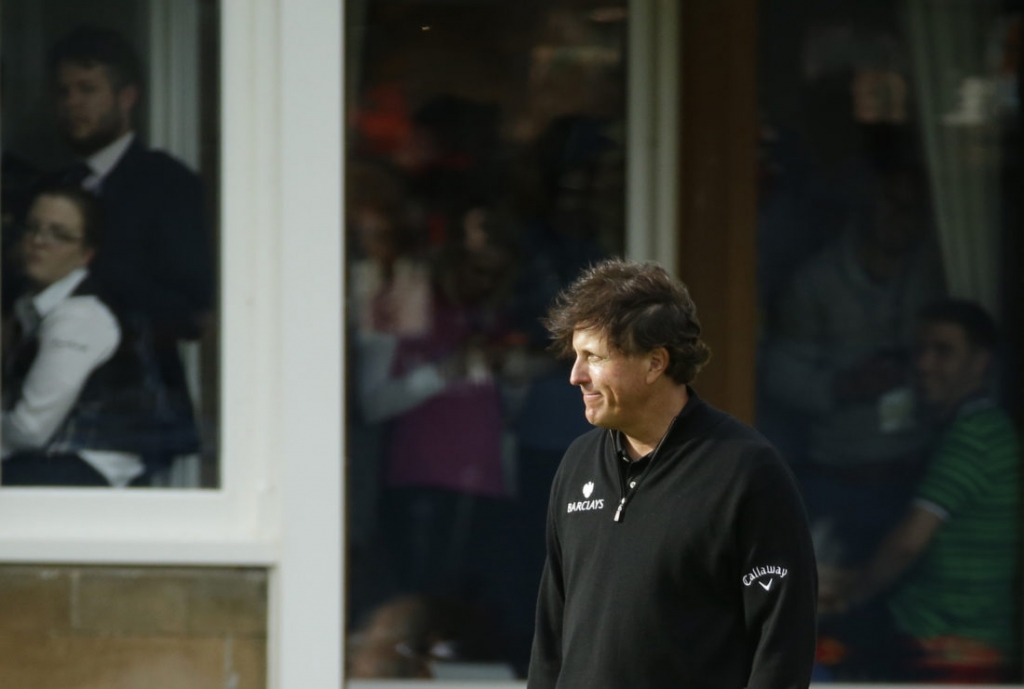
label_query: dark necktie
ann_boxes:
[3,301,40,396]
[13,298,41,340]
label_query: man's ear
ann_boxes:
[646,347,669,383]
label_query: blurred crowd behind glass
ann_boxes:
[345,0,1022,683]
[756,2,1022,682]
[344,0,626,678]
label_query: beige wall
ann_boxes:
[0,566,267,689]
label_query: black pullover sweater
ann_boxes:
[527,392,817,689]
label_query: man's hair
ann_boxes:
[47,26,143,92]
[543,258,712,384]
[919,298,998,350]
[31,184,103,250]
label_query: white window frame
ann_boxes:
[0,0,317,563]
[0,0,343,687]
[625,0,680,270]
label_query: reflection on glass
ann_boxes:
[757,2,1021,683]
[1,4,219,488]
[345,0,626,678]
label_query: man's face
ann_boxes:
[354,208,397,264]
[21,195,94,287]
[915,321,989,412]
[54,62,135,155]
[867,172,927,256]
[569,328,653,432]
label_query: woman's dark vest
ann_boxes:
[2,277,200,469]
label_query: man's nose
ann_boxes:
[569,359,588,386]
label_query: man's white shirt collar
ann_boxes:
[30,268,90,319]
[82,131,135,190]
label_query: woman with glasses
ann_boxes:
[1,185,145,486]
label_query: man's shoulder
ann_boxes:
[686,403,795,482]
[945,400,1019,450]
[699,403,778,454]
[111,143,201,186]
[917,401,1019,512]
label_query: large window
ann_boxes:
[344,0,630,679]
[756,1,1023,682]
[1,0,220,488]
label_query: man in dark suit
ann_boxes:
[44,27,214,480]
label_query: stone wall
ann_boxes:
[0,565,267,689]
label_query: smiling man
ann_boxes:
[818,299,1020,681]
[527,258,817,689]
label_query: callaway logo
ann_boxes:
[742,565,788,590]
[567,481,605,513]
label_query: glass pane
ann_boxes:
[345,0,627,678]
[757,2,1022,682]
[1,1,220,488]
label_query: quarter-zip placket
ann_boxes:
[611,421,675,522]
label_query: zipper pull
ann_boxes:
[613,497,626,522]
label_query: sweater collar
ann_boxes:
[612,386,707,461]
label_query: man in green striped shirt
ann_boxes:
[819,299,1019,681]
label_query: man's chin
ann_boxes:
[63,131,119,157]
